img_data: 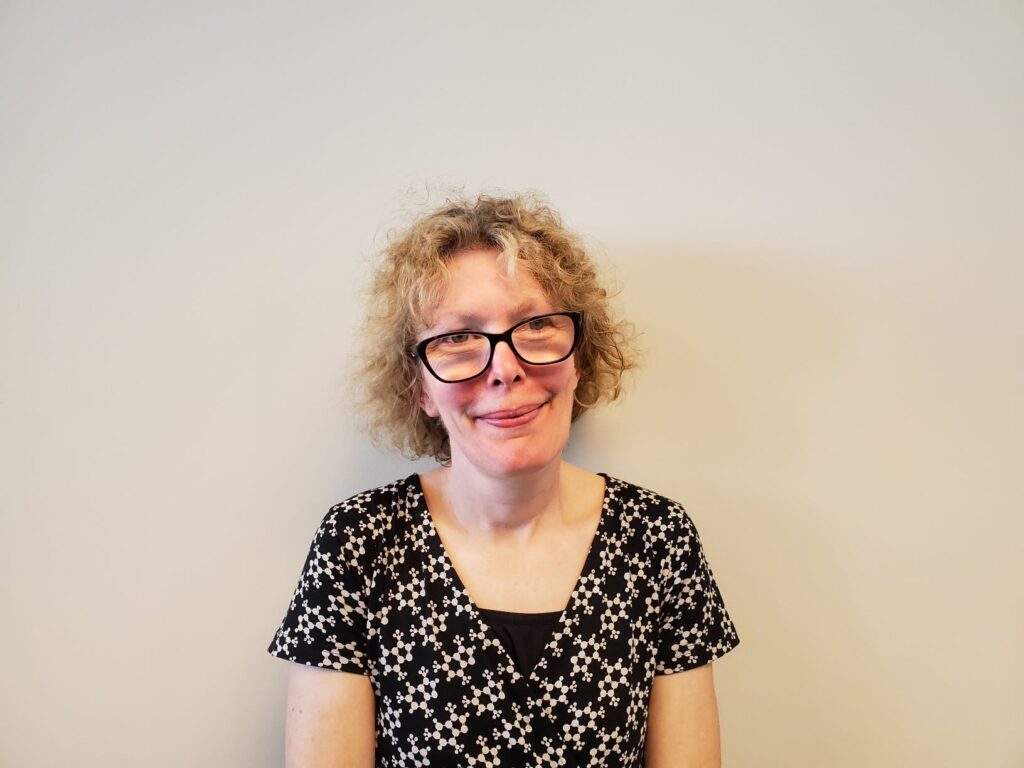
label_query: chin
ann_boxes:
[460,439,566,479]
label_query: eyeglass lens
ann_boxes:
[424,314,576,382]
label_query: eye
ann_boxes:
[525,316,555,331]
[438,333,473,345]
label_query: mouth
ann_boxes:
[475,402,546,428]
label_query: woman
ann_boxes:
[268,194,740,767]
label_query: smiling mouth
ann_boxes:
[476,402,546,428]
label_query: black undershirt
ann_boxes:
[476,607,563,676]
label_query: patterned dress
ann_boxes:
[268,473,740,767]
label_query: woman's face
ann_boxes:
[417,248,580,479]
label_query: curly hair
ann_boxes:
[355,192,637,462]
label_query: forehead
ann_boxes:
[423,248,552,328]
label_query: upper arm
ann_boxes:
[285,662,376,768]
[644,663,721,768]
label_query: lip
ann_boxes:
[476,402,546,428]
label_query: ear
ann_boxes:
[419,389,439,418]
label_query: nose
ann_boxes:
[486,340,525,385]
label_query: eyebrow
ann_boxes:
[430,300,547,330]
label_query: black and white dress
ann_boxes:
[268,473,740,767]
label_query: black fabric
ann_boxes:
[476,607,563,677]
[268,473,739,767]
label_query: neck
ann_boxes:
[431,459,569,544]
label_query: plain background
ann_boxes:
[2,2,1021,766]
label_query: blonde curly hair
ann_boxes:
[356,192,636,462]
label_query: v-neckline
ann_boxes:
[410,472,611,682]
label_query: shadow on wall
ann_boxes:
[568,242,900,765]
[293,241,927,765]
[260,240,1021,766]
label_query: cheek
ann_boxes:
[557,361,581,395]
[421,379,478,420]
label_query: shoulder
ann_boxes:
[600,474,708,552]
[602,475,691,527]
[323,475,421,528]
[308,475,423,564]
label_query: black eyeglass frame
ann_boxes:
[411,311,583,383]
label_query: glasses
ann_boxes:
[412,311,582,383]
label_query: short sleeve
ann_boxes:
[267,506,370,675]
[654,509,740,675]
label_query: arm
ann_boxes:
[285,662,376,768]
[644,662,721,768]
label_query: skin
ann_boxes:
[416,247,587,541]
[284,247,722,766]
[644,664,722,768]
[285,664,375,768]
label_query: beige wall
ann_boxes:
[2,2,1021,766]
